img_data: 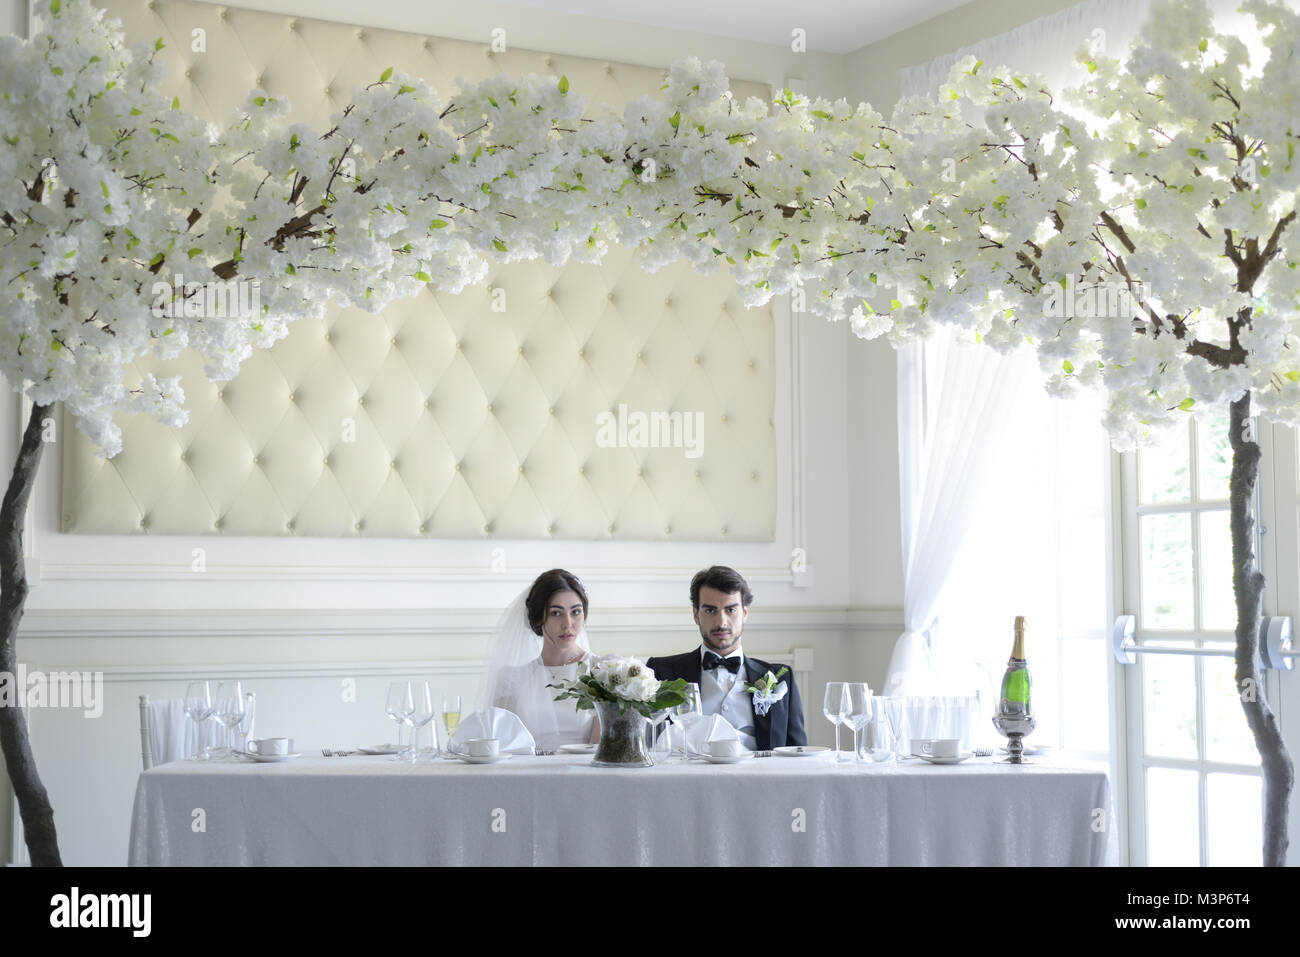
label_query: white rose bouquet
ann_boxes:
[550,654,688,717]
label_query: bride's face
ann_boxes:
[541,589,585,656]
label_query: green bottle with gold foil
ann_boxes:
[998,616,1031,715]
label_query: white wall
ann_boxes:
[0,0,1083,865]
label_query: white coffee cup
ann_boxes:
[706,739,743,758]
[925,738,961,759]
[910,737,933,756]
[247,737,293,755]
[468,738,500,758]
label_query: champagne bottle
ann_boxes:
[998,616,1032,715]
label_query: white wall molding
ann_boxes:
[18,604,901,639]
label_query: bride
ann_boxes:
[478,569,599,750]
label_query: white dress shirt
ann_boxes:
[698,646,757,751]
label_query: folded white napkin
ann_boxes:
[448,707,536,755]
[663,714,742,756]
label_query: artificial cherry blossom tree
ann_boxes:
[1,0,1295,865]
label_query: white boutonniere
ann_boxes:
[744,666,790,716]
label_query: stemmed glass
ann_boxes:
[863,697,895,763]
[183,680,213,761]
[408,682,436,763]
[213,681,247,761]
[669,682,702,761]
[823,682,848,763]
[386,682,415,759]
[844,683,873,764]
[441,694,462,758]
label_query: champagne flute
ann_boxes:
[823,683,848,763]
[845,683,873,764]
[883,696,905,759]
[183,680,213,761]
[386,681,415,760]
[409,682,435,763]
[213,680,246,761]
[441,694,461,758]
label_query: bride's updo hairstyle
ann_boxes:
[525,569,589,636]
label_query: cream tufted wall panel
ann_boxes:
[60,0,776,541]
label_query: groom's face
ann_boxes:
[694,586,748,655]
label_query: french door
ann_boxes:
[1118,411,1275,865]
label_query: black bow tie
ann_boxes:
[703,652,741,674]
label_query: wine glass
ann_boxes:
[408,682,436,763]
[864,697,895,763]
[213,681,246,761]
[669,682,702,761]
[386,682,415,760]
[844,683,873,763]
[441,694,462,758]
[823,682,848,763]
[183,680,213,761]
[883,696,905,759]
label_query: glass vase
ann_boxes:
[592,699,654,768]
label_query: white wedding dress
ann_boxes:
[493,653,596,750]
[478,589,596,751]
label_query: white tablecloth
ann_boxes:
[129,752,1116,866]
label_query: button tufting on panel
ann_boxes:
[721,525,729,535]
[390,460,398,470]
[213,518,222,530]
[323,331,331,343]
[665,525,672,534]
[544,56,553,67]
[357,30,367,40]
[548,407,556,416]
[288,19,298,30]
[720,413,728,422]
[357,395,366,407]
[355,521,363,531]
[749,360,756,369]
[694,355,702,364]
[636,468,644,478]
[607,524,615,534]
[140,515,150,528]
[180,451,188,463]
[285,519,294,530]
[577,465,585,475]
[695,470,702,478]
[422,39,431,51]
[390,336,397,346]
[324,455,332,467]
[636,351,643,360]
[486,403,494,413]
[517,345,525,356]
[455,340,463,350]
[518,465,524,474]
[484,522,493,533]
[185,69,192,79]
[252,455,261,466]
[289,391,297,402]
[547,524,555,534]
[219,8,228,20]
[257,73,266,86]
[423,399,431,409]
[751,470,758,480]
[604,64,614,75]
[455,462,462,472]
[418,522,427,533]
[664,297,673,307]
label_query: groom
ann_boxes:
[648,566,806,750]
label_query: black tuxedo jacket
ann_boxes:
[646,647,807,749]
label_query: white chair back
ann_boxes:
[138,693,255,768]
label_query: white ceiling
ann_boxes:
[500,0,977,55]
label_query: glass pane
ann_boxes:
[1147,767,1201,866]
[1059,638,1109,752]
[1139,422,1191,504]
[1206,773,1262,866]
[1197,413,1232,500]
[1143,643,1198,759]
[1203,641,1261,767]
[1140,513,1194,630]
[1199,510,1234,631]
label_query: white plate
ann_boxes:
[241,751,302,763]
[919,752,972,765]
[774,746,829,757]
[703,752,753,764]
[356,744,403,755]
[559,743,597,754]
[457,753,512,765]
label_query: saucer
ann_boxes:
[703,751,752,764]
[244,751,301,763]
[919,752,972,765]
[457,753,511,764]
[774,746,829,757]
[559,743,597,754]
[356,744,402,755]
[999,743,1051,755]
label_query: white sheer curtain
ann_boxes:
[883,0,1154,696]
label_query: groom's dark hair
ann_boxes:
[525,568,589,635]
[690,566,753,609]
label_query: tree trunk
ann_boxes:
[1228,391,1293,866]
[0,401,60,866]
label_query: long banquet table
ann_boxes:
[129,751,1117,866]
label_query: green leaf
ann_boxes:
[380,66,393,83]
[50,0,61,15]
[812,109,833,120]
[414,271,431,282]
[253,96,266,107]
[1135,198,1147,210]
[397,85,416,96]
[154,37,165,52]
[492,238,507,253]
[430,219,448,229]
[100,180,110,198]
[1062,360,1074,374]
[1198,38,1208,52]
[1178,397,1195,411]
[285,263,296,275]
[50,339,62,351]
[668,111,680,131]
[1286,371,1300,382]
[171,96,180,110]
[187,248,201,259]
[558,75,569,95]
